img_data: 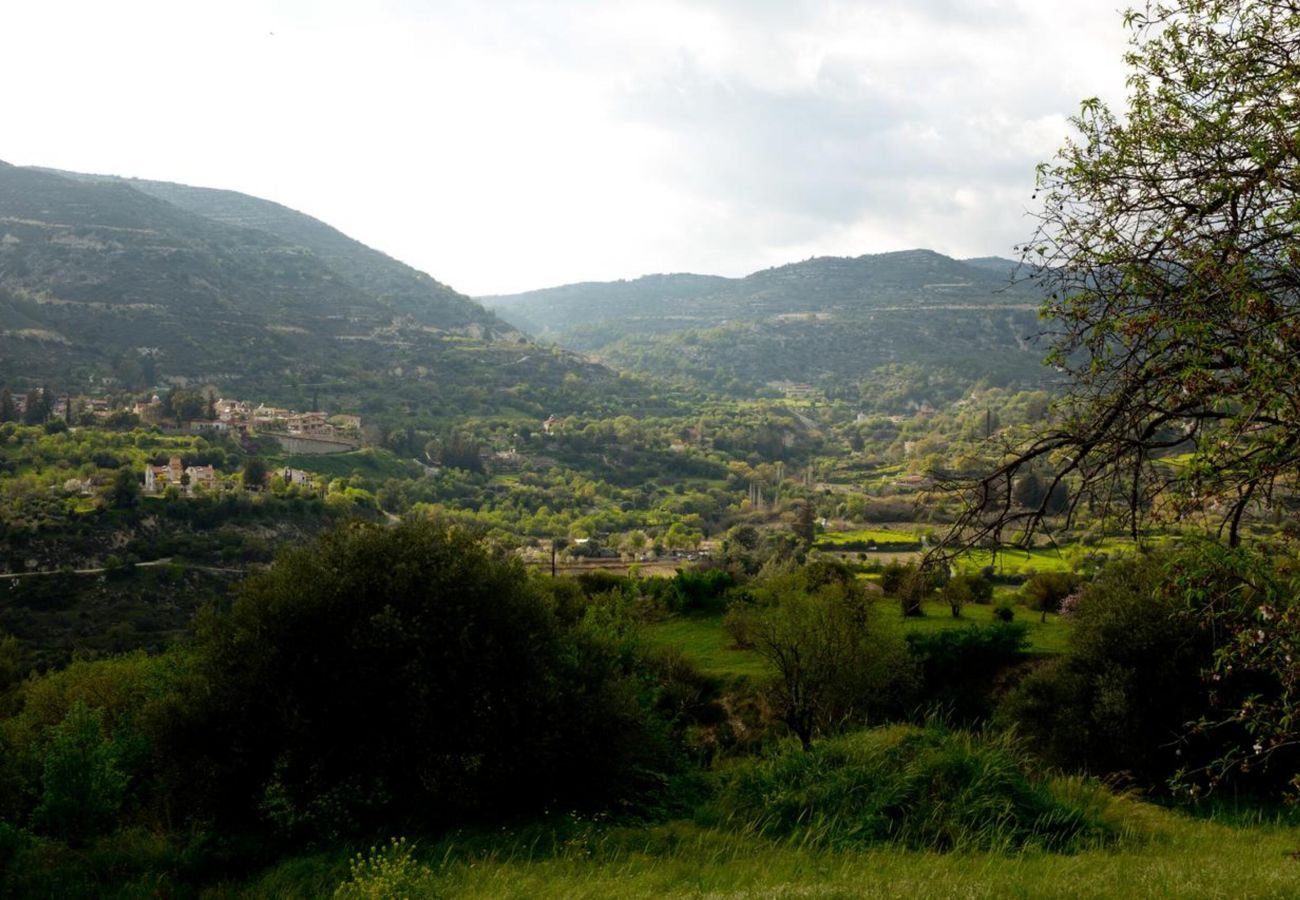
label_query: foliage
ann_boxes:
[709,723,1127,853]
[108,467,140,509]
[1019,572,1082,623]
[1161,543,1300,797]
[30,702,131,846]
[939,572,994,618]
[999,547,1297,795]
[333,837,434,899]
[908,623,1029,723]
[954,0,1300,547]
[732,566,915,748]
[171,519,677,838]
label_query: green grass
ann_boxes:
[958,546,1077,575]
[640,616,766,680]
[277,448,417,480]
[903,600,1068,655]
[256,805,1300,899]
[642,599,1069,676]
[819,527,920,546]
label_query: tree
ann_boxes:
[0,388,14,423]
[948,1,1300,550]
[31,702,130,846]
[739,571,915,749]
[437,431,484,473]
[175,520,669,835]
[939,573,993,619]
[107,468,140,509]
[1000,547,1297,796]
[22,389,43,425]
[792,499,817,549]
[242,457,269,491]
[172,390,206,423]
[1019,572,1081,624]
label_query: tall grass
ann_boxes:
[705,724,1139,853]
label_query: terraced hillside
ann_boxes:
[482,250,1054,406]
[0,162,655,419]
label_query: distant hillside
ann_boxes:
[0,162,661,420]
[481,250,1053,406]
[43,170,491,333]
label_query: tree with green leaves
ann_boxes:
[107,468,140,509]
[0,388,14,423]
[951,0,1300,550]
[242,457,269,491]
[738,567,915,749]
[177,519,669,835]
[792,499,817,550]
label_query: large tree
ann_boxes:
[951,1,1300,549]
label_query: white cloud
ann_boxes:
[0,0,1130,294]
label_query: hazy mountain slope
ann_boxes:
[479,250,1051,404]
[48,170,498,335]
[482,273,732,341]
[0,162,653,420]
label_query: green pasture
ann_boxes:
[640,616,765,680]
[240,805,1300,899]
[641,596,1068,680]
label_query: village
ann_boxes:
[0,385,366,498]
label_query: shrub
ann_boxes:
[171,519,678,838]
[709,723,1130,853]
[998,547,1295,794]
[333,837,434,899]
[1019,571,1082,622]
[31,702,131,845]
[908,623,1029,723]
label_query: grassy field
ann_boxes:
[640,615,766,679]
[640,598,1068,679]
[241,807,1300,899]
[277,448,417,480]
[817,527,922,546]
[905,598,1069,655]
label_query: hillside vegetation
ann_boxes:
[482,250,1052,404]
[0,162,661,421]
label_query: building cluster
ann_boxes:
[207,400,362,440]
[141,457,318,497]
[143,456,220,496]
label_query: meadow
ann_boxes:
[230,795,1300,899]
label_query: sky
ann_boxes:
[1,1,1130,295]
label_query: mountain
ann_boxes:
[480,250,1053,406]
[0,162,661,420]
[40,169,493,334]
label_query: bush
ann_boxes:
[709,723,1130,852]
[170,519,678,838]
[998,548,1292,794]
[31,702,131,845]
[1019,572,1081,622]
[908,623,1029,723]
[333,837,434,899]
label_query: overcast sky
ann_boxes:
[2,1,1130,295]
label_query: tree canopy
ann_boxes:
[953,0,1300,548]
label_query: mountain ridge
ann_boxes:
[479,248,1050,405]
[0,162,659,422]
